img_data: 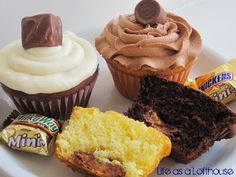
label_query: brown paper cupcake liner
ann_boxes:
[1,68,99,121]
[107,62,192,101]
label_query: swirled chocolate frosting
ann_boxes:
[95,13,202,72]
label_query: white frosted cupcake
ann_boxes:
[0,14,98,120]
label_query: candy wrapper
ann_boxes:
[0,111,61,156]
[185,59,236,104]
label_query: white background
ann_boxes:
[0,0,235,60]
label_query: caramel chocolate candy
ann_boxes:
[74,151,125,177]
[0,112,61,156]
[135,0,167,25]
[185,59,236,104]
[21,13,62,49]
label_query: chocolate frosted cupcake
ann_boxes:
[0,14,98,120]
[95,0,202,100]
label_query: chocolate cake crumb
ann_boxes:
[126,76,236,164]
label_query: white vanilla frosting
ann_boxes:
[0,31,98,94]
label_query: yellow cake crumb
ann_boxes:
[56,107,171,177]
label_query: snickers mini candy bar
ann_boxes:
[185,59,236,104]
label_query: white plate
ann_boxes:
[0,45,236,177]
[1,0,236,175]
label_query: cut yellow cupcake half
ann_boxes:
[56,107,171,177]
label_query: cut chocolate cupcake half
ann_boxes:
[126,76,236,164]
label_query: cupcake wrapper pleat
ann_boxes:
[1,68,98,120]
[107,62,192,101]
